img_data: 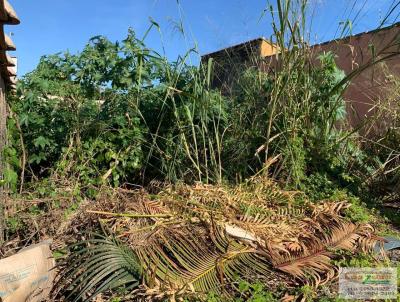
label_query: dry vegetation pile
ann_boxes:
[2,178,382,301]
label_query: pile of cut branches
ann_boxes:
[52,177,382,301]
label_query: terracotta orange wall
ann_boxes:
[260,40,280,57]
[312,24,400,132]
[202,24,400,133]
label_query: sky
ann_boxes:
[7,0,400,76]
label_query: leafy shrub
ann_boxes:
[4,3,382,195]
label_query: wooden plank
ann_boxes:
[0,0,20,25]
[0,27,16,51]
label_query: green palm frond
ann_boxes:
[54,235,142,302]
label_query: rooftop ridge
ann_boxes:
[201,21,400,58]
[202,37,270,58]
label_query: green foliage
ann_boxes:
[7,28,229,187]
[6,1,386,204]
[0,167,18,191]
[317,296,347,302]
[2,122,20,191]
[299,285,315,302]
[335,251,377,268]
[6,216,22,233]
[236,281,277,302]
[343,198,372,224]
[220,17,360,188]
[55,235,142,302]
[365,123,400,204]
[8,31,154,186]
[300,173,338,201]
[6,18,364,191]
[185,281,277,302]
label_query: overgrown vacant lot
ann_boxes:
[3,178,400,301]
[2,0,400,301]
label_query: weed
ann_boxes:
[237,281,277,302]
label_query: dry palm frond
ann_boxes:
[269,219,378,286]
[236,213,300,241]
[55,178,381,300]
[136,227,274,298]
